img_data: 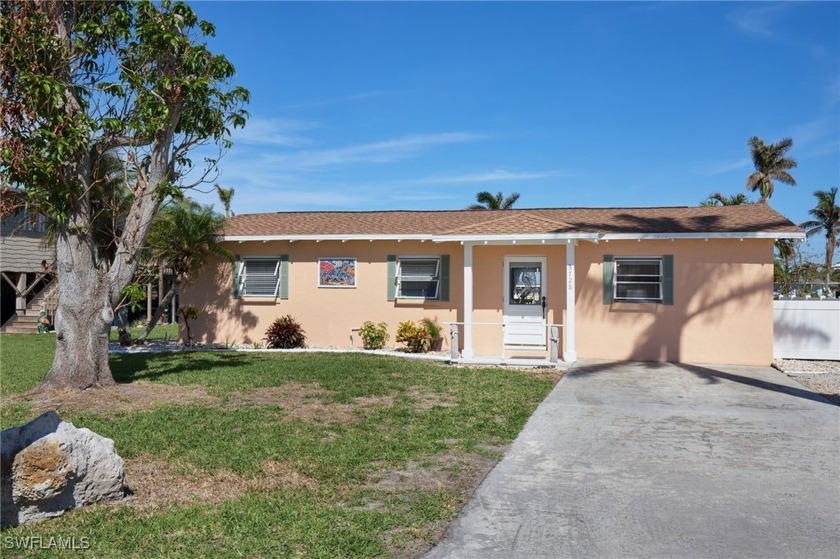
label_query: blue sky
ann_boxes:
[188,1,839,244]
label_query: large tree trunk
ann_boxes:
[40,228,115,390]
[136,276,181,342]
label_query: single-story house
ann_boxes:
[181,205,804,366]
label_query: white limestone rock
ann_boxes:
[1,411,126,527]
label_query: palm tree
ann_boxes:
[773,238,798,296]
[800,187,840,291]
[136,199,232,341]
[215,183,235,217]
[468,191,520,210]
[701,192,752,206]
[774,238,797,264]
[746,136,797,203]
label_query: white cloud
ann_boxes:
[387,193,458,203]
[828,76,840,104]
[267,132,487,171]
[789,115,838,146]
[232,117,318,147]
[727,4,789,36]
[236,188,367,210]
[408,169,560,185]
[800,139,840,159]
[278,90,400,110]
[695,157,751,176]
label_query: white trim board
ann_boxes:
[223,231,804,243]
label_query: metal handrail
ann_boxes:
[446,321,564,363]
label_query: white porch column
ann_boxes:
[565,241,578,362]
[462,241,474,358]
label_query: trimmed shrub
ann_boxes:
[420,316,444,351]
[396,320,431,353]
[359,321,389,350]
[264,315,307,349]
[420,316,442,340]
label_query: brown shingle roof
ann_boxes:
[223,205,803,237]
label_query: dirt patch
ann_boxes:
[231,383,395,424]
[368,452,498,493]
[368,450,502,557]
[407,386,457,410]
[11,384,220,416]
[10,382,397,424]
[382,520,450,559]
[120,456,317,512]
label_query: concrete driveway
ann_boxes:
[427,361,840,559]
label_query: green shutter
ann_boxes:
[387,255,397,301]
[232,258,243,298]
[440,255,450,301]
[603,255,614,304]
[662,254,674,305]
[279,255,289,299]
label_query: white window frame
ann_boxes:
[242,256,281,298]
[318,257,357,288]
[396,256,441,300]
[614,257,663,303]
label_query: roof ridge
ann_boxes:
[440,211,576,235]
[228,205,722,219]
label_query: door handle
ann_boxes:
[541,296,547,319]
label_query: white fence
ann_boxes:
[774,299,840,361]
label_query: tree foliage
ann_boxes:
[215,182,235,217]
[468,191,521,210]
[0,1,248,389]
[746,136,797,203]
[800,187,840,290]
[700,192,752,207]
[136,198,231,341]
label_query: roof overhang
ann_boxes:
[221,231,806,243]
[431,233,601,244]
[600,232,806,241]
[222,234,434,243]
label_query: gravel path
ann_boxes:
[773,359,840,406]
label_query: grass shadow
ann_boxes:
[110,351,254,384]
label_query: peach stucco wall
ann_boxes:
[183,241,463,350]
[574,239,775,365]
[470,245,567,357]
[182,238,775,365]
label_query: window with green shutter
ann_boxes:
[396,257,440,299]
[241,257,282,297]
[609,256,673,304]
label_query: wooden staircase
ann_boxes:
[1,280,58,334]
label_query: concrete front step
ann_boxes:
[10,315,41,323]
[2,326,43,334]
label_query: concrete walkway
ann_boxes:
[427,361,840,558]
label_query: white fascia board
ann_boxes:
[221,234,434,242]
[601,232,806,241]
[431,233,600,243]
[221,231,805,243]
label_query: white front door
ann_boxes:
[503,257,547,347]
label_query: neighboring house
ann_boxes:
[181,205,804,366]
[0,206,56,331]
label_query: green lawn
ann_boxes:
[108,322,180,342]
[0,334,556,558]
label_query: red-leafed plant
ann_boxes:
[264,315,307,349]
